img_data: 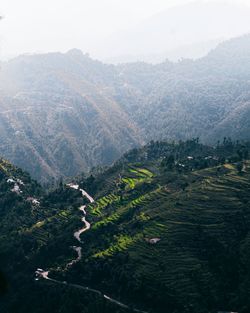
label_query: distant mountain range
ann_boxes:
[104,38,223,64]
[0,34,250,182]
[99,1,250,63]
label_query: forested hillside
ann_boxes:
[1,139,250,313]
[119,34,250,143]
[0,50,143,183]
[1,35,250,182]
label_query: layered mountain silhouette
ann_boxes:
[0,35,250,182]
[101,1,250,62]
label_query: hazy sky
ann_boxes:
[0,0,250,59]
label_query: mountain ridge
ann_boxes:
[1,34,250,182]
[99,1,250,62]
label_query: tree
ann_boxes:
[237,162,243,174]
[0,270,7,295]
[244,149,249,160]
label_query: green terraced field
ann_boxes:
[71,158,250,313]
[1,140,250,313]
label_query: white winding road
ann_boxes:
[35,183,147,313]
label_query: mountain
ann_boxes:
[120,34,250,144]
[104,39,223,64]
[0,50,143,182]
[99,1,250,63]
[1,35,250,182]
[1,139,250,313]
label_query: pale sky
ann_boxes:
[0,0,250,60]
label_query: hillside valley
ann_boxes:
[0,35,250,183]
[1,139,250,313]
[2,2,250,313]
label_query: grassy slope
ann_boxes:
[64,160,250,313]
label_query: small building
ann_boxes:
[67,183,79,190]
[178,163,185,168]
[11,183,22,194]
[17,178,25,185]
[7,178,15,184]
[147,238,161,244]
[27,197,40,206]
[205,156,213,160]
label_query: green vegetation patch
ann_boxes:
[93,233,143,258]
[122,167,154,190]
[89,193,120,215]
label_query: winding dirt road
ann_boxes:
[35,183,147,313]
